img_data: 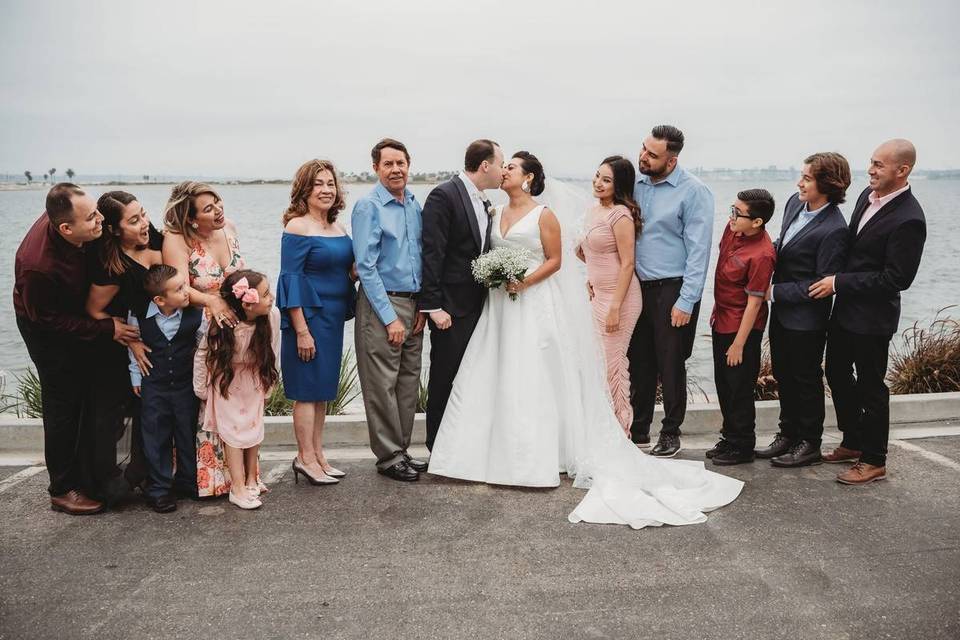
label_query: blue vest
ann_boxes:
[138,306,203,390]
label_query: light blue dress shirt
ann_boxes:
[781,201,828,247]
[351,181,423,325]
[633,166,715,314]
[127,302,206,386]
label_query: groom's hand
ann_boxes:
[413,312,426,335]
[386,319,406,346]
[429,310,452,330]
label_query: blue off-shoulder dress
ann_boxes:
[277,232,355,401]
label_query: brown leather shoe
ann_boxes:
[823,446,861,463]
[50,490,105,515]
[836,462,886,485]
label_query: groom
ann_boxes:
[420,139,504,450]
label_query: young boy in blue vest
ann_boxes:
[129,265,206,512]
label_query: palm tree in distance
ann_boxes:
[49,168,56,182]
[43,173,48,182]
[24,171,32,183]
[66,168,75,181]
[143,175,150,182]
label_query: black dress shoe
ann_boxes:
[146,494,177,513]
[712,447,756,466]
[173,486,201,501]
[771,440,823,468]
[755,433,795,459]
[378,461,419,482]
[403,454,429,472]
[632,433,651,447]
[706,439,733,459]
[650,434,681,457]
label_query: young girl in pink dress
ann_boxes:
[194,270,280,510]
[577,156,643,434]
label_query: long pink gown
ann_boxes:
[581,205,642,432]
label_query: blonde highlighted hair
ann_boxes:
[282,159,345,227]
[163,181,222,244]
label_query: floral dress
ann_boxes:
[188,230,245,497]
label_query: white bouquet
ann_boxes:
[471,246,534,300]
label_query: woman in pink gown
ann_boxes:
[577,156,643,433]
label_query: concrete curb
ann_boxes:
[2,392,959,451]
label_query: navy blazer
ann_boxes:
[419,177,493,317]
[832,186,926,336]
[771,193,848,331]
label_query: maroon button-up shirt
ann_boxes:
[710,225,776,334]
[13,214,114,340]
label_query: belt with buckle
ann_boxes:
[639,277,683,290]
[386,291,418,299]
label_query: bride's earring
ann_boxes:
[521,180,530,193]
[190,222,199,229]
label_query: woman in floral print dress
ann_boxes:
[162,181,249,497]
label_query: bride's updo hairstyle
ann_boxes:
[512,151,546,196]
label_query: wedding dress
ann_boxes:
[427,180,743,528]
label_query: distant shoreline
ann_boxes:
[3,169,959,191]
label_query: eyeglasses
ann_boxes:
[729,205,753,220]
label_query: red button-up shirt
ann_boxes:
[710,225,776,334]
[13,214,114,339]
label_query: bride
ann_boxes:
[427,151,743,528]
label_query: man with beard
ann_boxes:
[628,125,715,457]
[13,183,140,514]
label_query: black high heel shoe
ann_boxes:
[292,459,339,486]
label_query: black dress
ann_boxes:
[81,225,163,502]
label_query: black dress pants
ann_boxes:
[140,383,199,500]
[425,308,481,451]
[16,316,89,497]
[769,315,828,444]
[627,278,699,441]
[80,337,135,503]
[825,325,892,467]
[712,329,763,451]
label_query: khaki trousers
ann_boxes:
[355,291,423,468]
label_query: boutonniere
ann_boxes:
[482,198,494,218]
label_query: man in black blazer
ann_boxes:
[419,140,504,451]
[810,139,926,485]
[756,153,851,467]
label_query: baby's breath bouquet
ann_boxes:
[471,246,533,300]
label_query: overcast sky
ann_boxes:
[2,0,958,179]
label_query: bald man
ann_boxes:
[809,139,926,485]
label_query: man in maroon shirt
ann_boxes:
[13,183,139,515]
[707,189,777,465]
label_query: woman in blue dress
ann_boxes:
[277,159,356,485]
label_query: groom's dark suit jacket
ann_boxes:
[420,176,493,317]
[771,193,849,332]
[832,186,926,336]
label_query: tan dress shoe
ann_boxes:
[836,462,886,485]
[50,490,105,515]
[823,446,861,463]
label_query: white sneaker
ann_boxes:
[229,491,262,510]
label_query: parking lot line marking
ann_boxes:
[0,466,45,494]
[890,440,960,472]
[263,464,289,485]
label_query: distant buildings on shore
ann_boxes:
[2,168,959,186]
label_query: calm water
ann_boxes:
[2,178,958,399]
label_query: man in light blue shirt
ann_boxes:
[352,138,427,482]
[628,125,715,457]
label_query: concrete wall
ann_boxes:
[3,392,959,451]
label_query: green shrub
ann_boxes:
[326,347,361,416]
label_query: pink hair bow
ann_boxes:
[231,277,260,304]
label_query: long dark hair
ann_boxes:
[97,190,140,276]
[601,155,643,233]
[206,270,279,399]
